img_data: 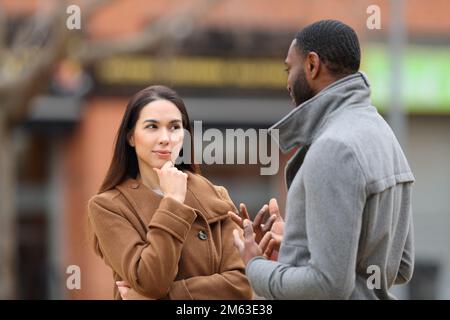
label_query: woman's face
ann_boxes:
[129,99,184,170]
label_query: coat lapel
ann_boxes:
[185,172,233,223]
[115,178,162,227]
[115,173,232,227]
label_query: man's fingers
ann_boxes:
[228,211,243,228]
[243,219,255,241]
[233,229,244,252]
[239,203,251,221]
[258,231,272,252]
[253,204,269,227]
[261,215,277,232]
[263,239,276,259]
[268,198,281,219]
[272,232,283,243]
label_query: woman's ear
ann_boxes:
[127,133,135,147]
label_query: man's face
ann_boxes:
[284,40,315,107]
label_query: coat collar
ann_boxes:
[268,72,371,153]
[115,172,233,224]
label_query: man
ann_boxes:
[231,19,415,299]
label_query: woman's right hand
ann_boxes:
[116,281,153,300]
[154,161,188,204]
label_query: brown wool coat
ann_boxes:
[87,171,253,300]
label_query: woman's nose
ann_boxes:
[158,129,170,144]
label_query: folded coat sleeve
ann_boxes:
[395,217,415,284]
[167,186,253,300]
[88,194,197,299]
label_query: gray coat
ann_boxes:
[246,72,415,299]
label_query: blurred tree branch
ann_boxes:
[76,0,220,63]
[0,0,220,122]
[0,0,111,123]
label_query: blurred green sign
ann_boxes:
[363,45,450,114]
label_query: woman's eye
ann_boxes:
[145,124,156,129]
[170,125,181,130]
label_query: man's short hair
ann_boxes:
[295,19,361,75]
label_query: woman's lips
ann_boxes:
[153,150,171,157]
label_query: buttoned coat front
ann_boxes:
[88,171,252,300]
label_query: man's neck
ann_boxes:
[315,72,352,95]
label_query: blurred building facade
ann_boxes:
[1,0,450,299]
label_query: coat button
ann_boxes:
[198,230,208,240]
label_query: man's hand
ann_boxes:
[258,231,283,259]
[233,219,264,265]
[267,198,285,236]
[229,198,284,244]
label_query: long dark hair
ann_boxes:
[98,85,199,194]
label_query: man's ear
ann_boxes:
[307,52,321,80]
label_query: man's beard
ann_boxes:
[292,68,315,106]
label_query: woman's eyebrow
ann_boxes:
[143,119,182,124]
[143,119,159,124]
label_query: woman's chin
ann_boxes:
[149,153,179,169]
[151,159,172,169]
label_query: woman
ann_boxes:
[87,85,252,300]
